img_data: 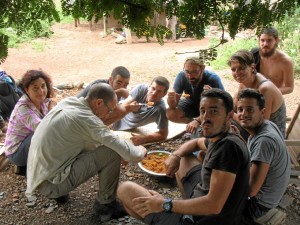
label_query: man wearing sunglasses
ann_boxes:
[167,56,224,134]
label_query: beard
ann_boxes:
[188,77,200,86]
[259,43,277,58]
[201,120,228,139]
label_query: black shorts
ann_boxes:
[177,98,199,119]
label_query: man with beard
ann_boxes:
[251,27,294,94]
[166,57,224,134]
[236,88,291,223]
[117,89,250,225]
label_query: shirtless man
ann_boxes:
[251,27,294,95]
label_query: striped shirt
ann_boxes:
[4,94,50,156]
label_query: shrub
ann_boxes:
[209,37,257,70]
[1,20,52,49]
[275,7,300,78]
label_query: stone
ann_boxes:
[25,201,36,208]
[56,82,74,90]
[45,206,55,214]
[74,82,84,89]
[279,194,295,209]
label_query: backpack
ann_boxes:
[250,47,261,72]
[0,71,23,119]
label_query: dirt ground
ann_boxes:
[0,22,300,224]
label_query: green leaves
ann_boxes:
[199,48,218,66]
[0,0,60,64]
[1,0,300,64]
[0,34,8,64]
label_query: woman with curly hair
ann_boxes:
[3,70,56,175]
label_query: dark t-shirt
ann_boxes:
[173,70,224,110]
[193,133,250,225]
[76,79,109,98]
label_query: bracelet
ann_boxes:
[171,153,181,160]
[193,118,201,124]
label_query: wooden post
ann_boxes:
[103,16,107,36]
[125,27,132,44]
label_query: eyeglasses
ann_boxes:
[104,102,114,113]
[183,69,200,76]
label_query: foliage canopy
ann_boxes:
[0,0,299,63]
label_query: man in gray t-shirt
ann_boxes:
[236,88,291,222]
[112,76,169,146]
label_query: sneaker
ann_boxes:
[52,194,70,204]
[0,116,5,130]
[14,165,27,176]
[92,200,128,222]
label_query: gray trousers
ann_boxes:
[38,146,121,204]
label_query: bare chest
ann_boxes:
[259,59,284,86]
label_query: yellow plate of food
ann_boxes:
[138,151,171,176]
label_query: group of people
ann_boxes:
[0,26,293,224]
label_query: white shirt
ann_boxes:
[26,97,144,198]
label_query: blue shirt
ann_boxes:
[173,70,224,107]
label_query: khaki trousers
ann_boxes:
[38,146,121,204]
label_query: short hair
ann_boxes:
[86,83,116,104]
[237,88,265,110]
[227,50,255,68]
[20,70,53,98]
[111,66,130,79]
[258,27,279,39]
[151,76,170,92]
[201,88,233,114]
[184,56,205,67]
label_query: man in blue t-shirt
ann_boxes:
[167,56,224,134]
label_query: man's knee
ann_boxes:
[166,108,184,122]
[117,181,137,205]
[166,108,174,120]
[117,181,126,196]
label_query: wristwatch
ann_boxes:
[162,198,173,212]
